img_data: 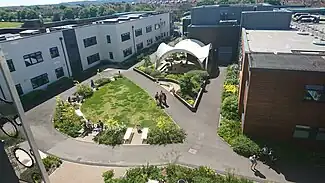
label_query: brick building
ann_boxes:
[239,29,325,142]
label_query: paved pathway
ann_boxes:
[24,67,324,183]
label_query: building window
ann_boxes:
[6,59,15,72]
[163,32,166,37]
[316,128,325,141]
[15,84,23,96]
[293,125,311,139]
[146,25,152,33]
[109,52,114,60]
[55,67,64,79]
[83,36,97,48]
[31,73,49,89]
[167,32,168,36]
[147,38,153,46]
[106,35,111,43]
[304,85,325,102]
[155,23,160,30]
[121,32,130,42]
[87,53,100,65]
[136,42,144,50]
[123,47,132,57]
[49,47,60,58]
[24,51,43,67]
[135,28,142,37]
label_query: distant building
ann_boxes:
[0,12,171,100]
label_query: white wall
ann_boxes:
[74,25,102,70]
[0,31,69,99]
[98,24,118,62]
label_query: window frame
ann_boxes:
[6,59,15,72]
[106,35,111,43]
[136,42,144,51]
[109,52,114,60]
[87,53,100,65]
[123,47,133,58]
[49,47,60,58]
[24,51,44,67]
[135,28,143,37]
[146,25,152,33]
[83,36,97,48]
[30,73,49,89]
[304,85,325,102]
[121,32,131,42]
[147,38,153,46]
[55,67,64,79]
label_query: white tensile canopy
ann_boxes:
[154,39,212,69]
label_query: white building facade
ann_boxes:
[0,12,171,100]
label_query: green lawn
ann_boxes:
[81,77,172,128]
[0,22,22,28]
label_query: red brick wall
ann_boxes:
[243,68,325,140]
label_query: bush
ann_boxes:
[93,119,126,146]
[103,170,114,182]
[47,77,73,91]
[222,84,238,101]
[20,89,46,105]
[95,78,111,87]
[53,98,82,137]
[20,166,42,183]
[221,95,240,121]
[225,64,239,85]
[187,99,195,106]
[147,117,186,145]
[42,155,62,172]
[75,84,93,98]
[218,119,241,143]
[231,135,261,157]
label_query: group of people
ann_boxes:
[249,146,277,172]
[67,94,83,104]
[82,119,104,136]
[155,91,168,107]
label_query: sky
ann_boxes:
[0,0,82,7]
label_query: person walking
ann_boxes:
[161,91,167,106]
[90,79,95,89]
[249,155,258,171]
[155,92,159,105]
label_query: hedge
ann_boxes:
[221,95,240,121]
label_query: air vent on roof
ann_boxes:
[313,40,325,46]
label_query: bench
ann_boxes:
[141,128,149,143]
[123,128,134,143]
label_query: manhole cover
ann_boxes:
[188,148,197,154]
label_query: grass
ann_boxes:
[81,77,172,128]
[0,22,22,28]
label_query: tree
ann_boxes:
[98,6,106,16]
[264,0,281,5]
[26,9,38,19]
[89,6,98,17]
[52,12,61,22]
[8,12,17,22]
[105,8,116,15]
[63,8,74,20]
[197,0,215,6]
[59,5,67,10]
[17,9,27,20]
[124,3,132,12]
[79,8,90,19]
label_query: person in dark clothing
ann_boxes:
[90,79,95,89]
[161,91,167,106]
[155,92,160,106]
[99,120,104,131]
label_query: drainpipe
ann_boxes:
[59,37,71,77]
[131,26,137,54]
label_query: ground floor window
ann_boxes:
[55,67,64,79]
[123,47,132,58]
[31,73,49,89]
[147,39,153,46]
[136,42,143,51]
[293,125,311,139]
[15,84,23,96]
[109,52,114,60]
[87,53,100,65]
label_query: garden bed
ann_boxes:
[134,66,208,112]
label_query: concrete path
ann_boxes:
[24,67,325,183]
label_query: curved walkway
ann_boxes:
[25,67,311,183]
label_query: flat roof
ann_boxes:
[246,30,325,53]
[250,53,325,72]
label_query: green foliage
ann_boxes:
[75,84,93,98]
[20,166,42,183]
[53,97,82,137]
[93,119,126,146]
[20,89,46,105]
[187,99,195,105]
[103,170,115,182]
[42,155,62,172]
[148,117,186,145]
[47,77,73,91]
[197,0,216,6]
[221,95,240,121]
[165,73,183,82]
[95,77,111,87]
[179,70,208,99]
[231,135,261,157]
[218,119,241,143]
[225,64,239,85]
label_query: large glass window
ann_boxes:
[106,35,111,43]
[87,53,100,65]
[123,47,132,57]
[304,85,325,102]
[83,36,97,48]
[55,67,64,79]
[121,32,130,42]
[136,42,143,51]
[6,59,15,72]
[50,47,60,58]
[109,52,114,60]
[31,73,49,89]
[135,28,142,37]
[293,125,311,139]
[23,51,43,67]
[15,84,23,96]
[146,25,152,33]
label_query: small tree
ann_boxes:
[75,84,93,98]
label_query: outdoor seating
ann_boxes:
[123,128,134,144]
[141,128,149,143]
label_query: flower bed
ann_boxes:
[218,64,261,157]
[134,62,208,112]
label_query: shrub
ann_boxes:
[165,73,183,82]
[20,167,42,183]
[187,99,195,105]
[47,77,73,91]
[231,135,261,157]
[221,95,240,121]
[187,70,209,81]
[20,89,46,105]
[95,78,111,87]
[225,64,239,85]
[148,117,186,145]
[75,84,93,98]
[222,84,238,101]
[218,119,241,143]
[103,170,114,182]
[42,155,62,172]
[53,97,82,137]
[93,119,126,146]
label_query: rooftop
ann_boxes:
[250,53,325,72]
[246,29,325,53]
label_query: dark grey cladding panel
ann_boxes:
[0,142,19,183]
[62,29,83,77]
